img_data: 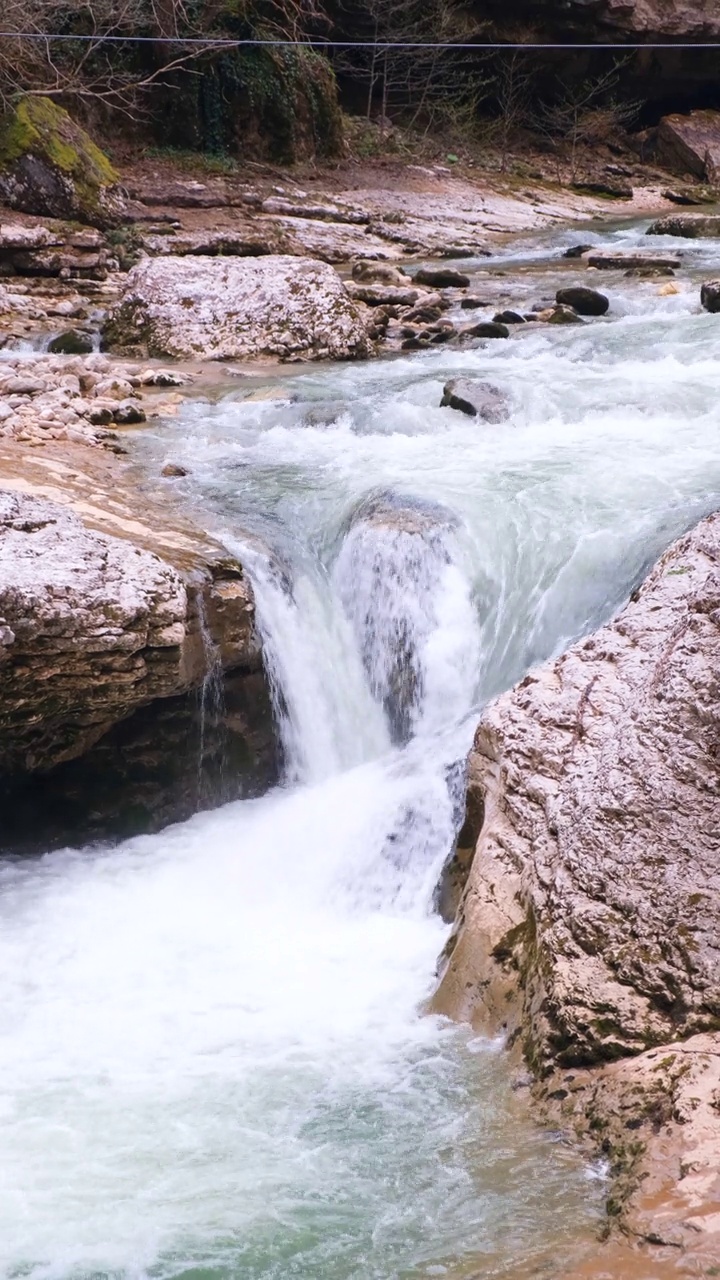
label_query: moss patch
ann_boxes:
[0,97,118,183]
[0,96,119,224]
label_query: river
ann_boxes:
[1,217,720,1279]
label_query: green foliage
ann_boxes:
[164,45,343,164]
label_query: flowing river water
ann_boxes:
[2,218,720,1279]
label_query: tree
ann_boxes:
[536,62,640,183]
[487,50,536,173]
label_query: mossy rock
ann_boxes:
[0,97,123,228]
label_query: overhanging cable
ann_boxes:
[1,33,720,49]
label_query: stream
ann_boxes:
[2,217,720,1279]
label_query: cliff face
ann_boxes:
[434,511,720,1071]
[480,0,720,38]
[433,510,720,1258]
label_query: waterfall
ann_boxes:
[332,494,481,744]
[195,592,227,803]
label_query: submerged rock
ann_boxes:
[0,97,122,227]
[103,255,372,361]
[336,491,458,742]
[440,378,510,422]
[555,286,609,316]
[434,510,720,1071]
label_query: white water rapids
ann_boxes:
[2,217,720,1279]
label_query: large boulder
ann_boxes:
[103,255,372,361]
[656,110,720,182]
[0,97,122,228]
[434,510,720,1072]
[647,214,720,238]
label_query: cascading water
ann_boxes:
[3,215,720,1280]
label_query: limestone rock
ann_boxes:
[0,489,187,772]
[555,286,609,316]
[434,511,720,1074]
[647,213,720,238]
[656,110,720,182]
[0,97,123,228]
[440,378,510,422]
[0,481,271,829]
[103,255,372,361]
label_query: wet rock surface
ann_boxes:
[435,510,720,1067]
[433,509,720,1259]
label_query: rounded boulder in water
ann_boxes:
[700,279,720,312]
[47,328,94,355]
[413,267,470,289]
[555,286,609,316]
[493,310,526,325]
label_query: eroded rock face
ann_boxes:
[0,488,258,774]
[656,110,720,182]
[103,255,372,361]
[434,511,720,1073]
[0,482,277,849]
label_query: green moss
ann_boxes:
[0,96,118,185]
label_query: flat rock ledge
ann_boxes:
[102,254,372,361]
[0,470,276,848]
[433,510,720,1260]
